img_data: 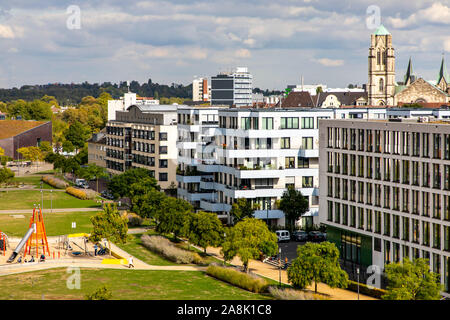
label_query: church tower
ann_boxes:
[368,25,396,105]
[436,56,450,93]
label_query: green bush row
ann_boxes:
[347,280,387,299]
[206,265,269,293]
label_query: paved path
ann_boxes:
[202,246,376,300]
[0,208,102,215]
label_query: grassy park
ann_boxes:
[0,268,272,300]
[0,190,100,210]
[0,211,100,236]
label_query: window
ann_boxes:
[159,146,168,154]
[297,157,309,168]
[285,157,295,169]
[159,159,168,168]
[384,212,391,236]
[241,117,251,130]
[159,132,168,141]
[379,78,384,92]
[423,221,430,246]
[302,176,313,188]
[281,137,290,149]
[158,172,168,181]
[327,201,333,221]
[374,238,381,252]
[280,117,299,129]
[262,117,273,130]
[301,117,314,129]
[302,137,313,149]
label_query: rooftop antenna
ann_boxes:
[301,75,304,92]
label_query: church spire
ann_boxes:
[404,57,414,85]
[437,54,450,85]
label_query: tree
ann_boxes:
[183,211,224,253]
[382,258,442,300]
[17,146,44,162]
[0,166,14,186]
[39,141,52,155]
[85,285,112,300]
[77,163,108,192]
[230,198,256,224]
[108,168,159,199]
[221,218,278,272]
[154,196,192,241]
[90,203,128,257]
[0,147,4,157]
[64,121,91,152]
[287,242,348,294]
[279,186,309,230]
[131,188,166,219]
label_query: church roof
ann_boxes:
[373,24,390,36]
[437,57,450,84]
[404,57,415,85]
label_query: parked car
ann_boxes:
[75,179,89,189]
[276,230,290,242]
[291,230,308,242]
[101,190,114,200]
[308,231,326,242]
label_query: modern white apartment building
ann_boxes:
[177,106,389,226]
[107,92,160,121]
[319,118,450,296]
[192,78,210,102]
[211,67,252,108]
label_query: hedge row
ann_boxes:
[66,186,97,200]
[141,234,203,264]
[347,280,387,299]
[206,265,269,293]
[42,175,68,189]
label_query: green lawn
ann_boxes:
[0,190,101,210]
[0,211,100,236]
[0,268,272,300]
[117,233,179,266]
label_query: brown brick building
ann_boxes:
[0,120,52,159]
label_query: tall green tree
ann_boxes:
[221,218,278,272]
[183,211,224,253]
[77,163,108,192]
[287,242,348,294]
[90,203,128,257]
[108,168,159,199]
[382,258,442,300]
[230,198,256,224]
[279,186,309,230]
[0,166,14,186]
[131,188,166,219]
[64,121,91,152]
[154,197,192,241]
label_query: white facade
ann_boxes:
[177,106,391,227]
[211,67,253,108]
[107,92,160,121]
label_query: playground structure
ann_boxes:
[7,206,50,263]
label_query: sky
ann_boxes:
[0,0,450,90]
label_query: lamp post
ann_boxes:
[40,181,43,212]
[278,248,282,287]
[356,267,360,300]
[50,190,53,214]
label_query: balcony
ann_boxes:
[178,188,215,202]
[254,209,285,220]
[176,174,201,183]
[199,200,231,212]
[176,141,197,149]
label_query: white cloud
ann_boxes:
[235,49,251,58]
[313,58,344,67]
[0,24,15,39]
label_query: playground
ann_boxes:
[0,206,121,268]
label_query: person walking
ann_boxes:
[128,256,134,269]
[94,244,98,256]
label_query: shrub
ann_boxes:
[268,287,321,300]
[66,186,96,200]
[42,175,68,189]
[125,212,143,227]
[85,285,112,300]
[347,280,387,299]
[206,264,269,293]
[141,235,203,264]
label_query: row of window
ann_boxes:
[327,201,450,251]
[327,178,450,220]
[327,128,450,159]
[327,152,450,190]
[219,116,324,130]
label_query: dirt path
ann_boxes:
[203,246,376,300]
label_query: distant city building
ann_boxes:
[87,129,106,168]
[192,78,210,102]
[282,91,367,108]
[211,67,252,107]
[0,120,52,159]
[107,92,160,121]
[104,104,178,190]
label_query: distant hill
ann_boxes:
[0,79,193,105]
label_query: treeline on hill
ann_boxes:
[0,79,193,105]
